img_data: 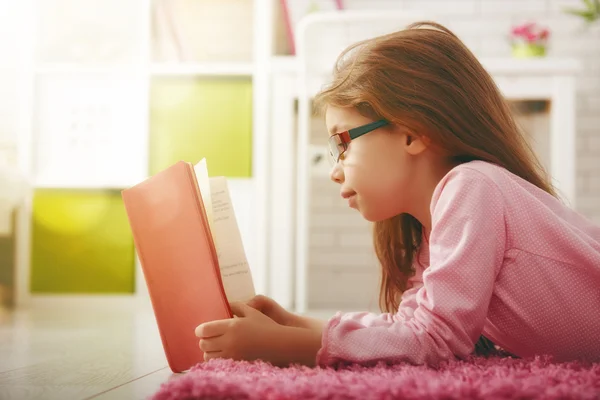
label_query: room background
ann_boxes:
[0,0,598,314]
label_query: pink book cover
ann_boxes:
[122,161,232,373]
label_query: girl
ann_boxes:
[195,21,600,367]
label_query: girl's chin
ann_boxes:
[358,208,382,222]
[359,207,401,223]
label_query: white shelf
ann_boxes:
[33,174,257,191]
[33,177,146,191]
[480,58,582,75]
[151,62,254,77]
[35,64,143,75]
[274,56,583,100]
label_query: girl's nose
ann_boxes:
[329,162,344,184]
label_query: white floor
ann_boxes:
[0,296,338,400]
[0,297,179,400]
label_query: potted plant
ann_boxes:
[510,22,550,58]
[564,0,600,23]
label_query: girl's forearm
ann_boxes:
[263,312,327,366]
[273,325,323,367]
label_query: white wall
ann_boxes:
[304,0,600,311]
[0,1,23,162]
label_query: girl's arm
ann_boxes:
[395,262,425,320]
[316,168,507,367]
[271,324,324,367]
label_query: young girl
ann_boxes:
[195,21,600,367]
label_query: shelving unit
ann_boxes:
[13,0,279,307]
[15,0,149,304]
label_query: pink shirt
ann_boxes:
[316,160,600,366]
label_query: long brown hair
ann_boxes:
[314,21,555,313]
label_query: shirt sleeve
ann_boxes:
[395,258,424,321]
[315,168,507,366]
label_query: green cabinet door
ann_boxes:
[150,77,252,177]
[30,190,135,294]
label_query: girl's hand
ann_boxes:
[195,302,283,363]
[194,302,324,367]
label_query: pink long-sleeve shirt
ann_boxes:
[316,160,600,366]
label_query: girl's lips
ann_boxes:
[341,191,357,208]
[347,194,357,208]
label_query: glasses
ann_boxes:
[328,119,389,165]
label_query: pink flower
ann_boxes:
[510,22,550,45]
[525,31,537,42]
[511,26,524,36]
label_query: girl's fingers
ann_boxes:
[203,351,222,362]
[195,319,230,338]
[246,294,270,311]
[199,337,223,353]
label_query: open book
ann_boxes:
[121,159,255,373]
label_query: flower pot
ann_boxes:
[511,43,546,58]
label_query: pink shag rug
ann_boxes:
[151,356,600,400]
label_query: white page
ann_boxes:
[193,159,214,235]
[208,176,256,303]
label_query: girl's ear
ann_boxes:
[391,125,429,155]
[405,133,429,156]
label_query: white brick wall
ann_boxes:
[305,0,600,311]
[481,0,547,15]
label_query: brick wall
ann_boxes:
[305,0,600,311]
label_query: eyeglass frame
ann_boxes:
[328,119,389,164]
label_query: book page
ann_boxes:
[208,176,255,303]
[194,159,214,235]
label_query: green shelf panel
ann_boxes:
[149,77,253,177]
[30,190,135,294]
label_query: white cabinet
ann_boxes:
[266,11,581,314]
[12,0,274,307]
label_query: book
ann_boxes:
[121,159,255,373]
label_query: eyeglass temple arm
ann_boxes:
[348,120,389,139]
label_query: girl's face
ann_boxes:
[325,106,429,222]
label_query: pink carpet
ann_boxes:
[151,356,600,400]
